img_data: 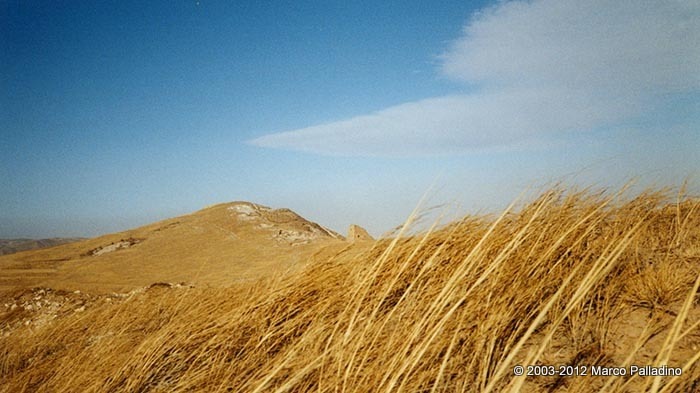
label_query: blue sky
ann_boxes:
[1,0,698,238]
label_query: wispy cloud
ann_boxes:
[250,0,699,156]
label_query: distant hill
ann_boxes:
[0,238,84,256]
[0,202,354,294]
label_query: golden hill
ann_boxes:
[0,202,352,294]
[1,187,699,392]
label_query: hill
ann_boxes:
[0,202,351,294]
[0,188,698,392]
[0,238,84,256]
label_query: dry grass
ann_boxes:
[1,186,699,392]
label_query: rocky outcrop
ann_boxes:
[88,237,143,256]
[226,202,344,245]
[348,224,373,242]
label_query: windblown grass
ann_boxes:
[1,186,699,392]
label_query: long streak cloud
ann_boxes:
[250,0,700,156]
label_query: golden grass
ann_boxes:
[1,185,699,392]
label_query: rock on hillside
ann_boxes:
[226,202,345,245]
[348,224,374,242]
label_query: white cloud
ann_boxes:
[250,0,700,156]
[443,0,699,93]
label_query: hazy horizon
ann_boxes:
[2,0,698,239]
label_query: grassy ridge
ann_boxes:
[0,238,84,256]
[1,186,699,392]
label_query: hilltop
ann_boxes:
[0,202,354,294]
